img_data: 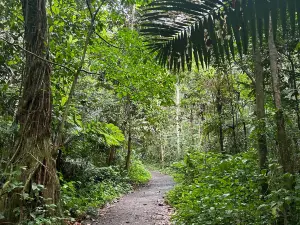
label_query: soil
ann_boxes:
[83,171,174,225]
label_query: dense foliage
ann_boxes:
[168,151,300,224]
[1,0,300,224]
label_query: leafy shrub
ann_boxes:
[61,180,131,217]
[128,160,151,184]
[167,150,300,225]
[62,161,129,184]
[60,166,132,218]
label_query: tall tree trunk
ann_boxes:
[254,48,268,195]
[268,23,294,175]
[2,0,60,222]
[269,20,295,224]
[175,74,181,157]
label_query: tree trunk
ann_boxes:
[269,20,296,224]
[268,22,294,175]
[175,75,181,157]
[216,88,224,154]
[254,48,268,195]
[1,0,60,222]
[190,108,195,146]
[160,132,165,166]
[107,147,116,166]
[287,54,300,131]
[243,121,247,150]
[230,101,237,154]
[125,124,132,170]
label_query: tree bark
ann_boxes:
[1,0,60,222]
[254,48,268,195]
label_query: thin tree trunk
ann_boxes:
[175,75,181,157]
[125,95,132,170]
[125,124,132,170]
[243,121,247,149]
[230,101,237,154]
[254,48,268,195]
[216,88,224,154]
[287,54,300,131]
[1,0,60,221]
[107,147,116,166]
[160,132,165,166]
[190,108,195,146]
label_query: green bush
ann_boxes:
[167,150,300,225]
[128,160,152,184]
[60,166,132,218]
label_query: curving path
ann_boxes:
[83,171,174,225]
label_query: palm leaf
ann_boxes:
[141,0,299,70]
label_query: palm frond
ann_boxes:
[141,0,300,70]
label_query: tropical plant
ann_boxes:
[141,0,300,69]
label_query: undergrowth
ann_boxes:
[167,150,300,225]
[61,160,151,219]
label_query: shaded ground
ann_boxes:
[83,171,174,225]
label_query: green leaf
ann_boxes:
[61,96,67,106]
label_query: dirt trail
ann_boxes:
[83,171,174,225]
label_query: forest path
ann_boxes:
[83,171,174,225]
